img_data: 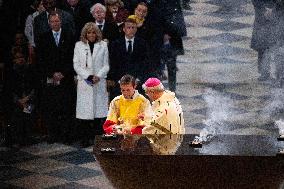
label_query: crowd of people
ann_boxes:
[2,0,187,147]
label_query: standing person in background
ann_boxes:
[0,0,34,65]
[37,12,75,143]
[33,0,75,47]
[251,0,277,81]
[107,18,150,101]
[6,50,38,146]
[4,32,38,146]
[73,22,109,147]
[128,2,147,28]
[147,0,187,90]
[4,31,30,127]
[272,0,284,87]
[90,3,120,44]
[34,0,75,124]
[60,0,93,41]
[105,0,129,33]
[160,33,178,92]
[24,0,45,64]
[142,77,185,134]
[128,2,162,79]
[128,2,152,39]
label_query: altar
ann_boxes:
[93,134,284,189]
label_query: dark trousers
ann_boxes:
[165,57,177,92]
[257,49,270,79]
[42,84,74,143]
[76,117,106,146]
[10,111,35,145]
[273,48,284,87]
[161,45,177,92]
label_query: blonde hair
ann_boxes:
[80,22,102,43]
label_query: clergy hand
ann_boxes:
[122,128,131,135]
[112,125,123,134]
[137,113,145,121]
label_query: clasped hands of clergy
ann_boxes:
[112,113,145,134]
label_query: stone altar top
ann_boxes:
[94,134,284,156]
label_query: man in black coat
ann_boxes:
[146,0,186,90]
[108,18,150,100]
[61,0,93,41]
[33,0,75,47]
[90,3,120,44]
[37,12,75,143]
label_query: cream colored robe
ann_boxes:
[142,90,185,134]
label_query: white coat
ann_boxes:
[73,40,109,119]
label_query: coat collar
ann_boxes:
[84,41,101,58]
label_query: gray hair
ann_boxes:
[90,3,106,14]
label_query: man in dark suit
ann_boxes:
[108,18,150,101]
[37,12,75,143]
[61,0,93,41]
[33,0,75,47]
[90,3,120,44]
[145,0,187,91]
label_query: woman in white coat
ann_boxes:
[73,22,109,147]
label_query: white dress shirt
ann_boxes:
[125,37,134,52]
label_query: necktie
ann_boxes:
[127,40,132,54]
[98,24,103,30]
[54,32,59,46]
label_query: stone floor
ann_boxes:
[174,0,282,135]
[2,0,284,188]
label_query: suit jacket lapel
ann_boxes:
[132,38,137,54]
[43,13,50,32]
[102,22,108,33]
[122,39,127,53]
[48,31,57,47]
[58,30,64,47]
